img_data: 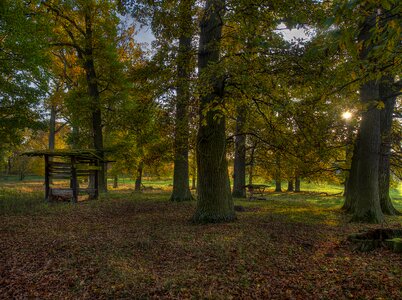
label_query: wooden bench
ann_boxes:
[244,184,270,200]
[49,188,97,202]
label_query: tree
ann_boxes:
[124,0,197,200]
[274,153,283,192]
[42,0,127,192]
[378,76,400,215]
[232,106,247,198]
[330,1,401,222]
[170,0,195,202]
[193,0,235,223]
[0,0,49,152]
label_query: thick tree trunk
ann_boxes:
[287,180,294,192]
[84,11,107,193]
[295,176,301,192]
[378,76,400,215]
[171,0,193,202]
[351,13,384,223]
[135,163,143,192]
[193,0,235,223]
[275,180,282,192]
[232,107,247,198]
[351,80,384,223]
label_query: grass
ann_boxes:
[1,180,402,298]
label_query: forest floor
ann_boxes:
[1,180,402,299]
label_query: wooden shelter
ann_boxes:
[23,150,107,202]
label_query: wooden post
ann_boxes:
[71,156,78,203]
[45,155,50,201]
[94,159,99,200]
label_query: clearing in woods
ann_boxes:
[1,180,401,299]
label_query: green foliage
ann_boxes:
[330,0,401,79]
[0,0,50,149]
[1,0,400,223]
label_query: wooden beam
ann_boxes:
[94,160,99,200]
[45,155,50,201]
[50,174,72,179]
[71,156,78,203]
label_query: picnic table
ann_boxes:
[244,184,270,200]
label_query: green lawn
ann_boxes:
[1,180,401,298]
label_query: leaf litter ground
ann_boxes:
[1,188,401,299]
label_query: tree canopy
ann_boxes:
[0,0,401,224]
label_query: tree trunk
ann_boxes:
[275,180,282,192]
[171,0,193,202]
[351,13,384,223]
[274,154,282,192]
[295,176,301,192]
[248,142,256,185]
[342,123,353,196]
[83,11,107,193]
[71,125,79,149]
[6,157,11,175]
[342,137,360,213]
[49,104,56,151]
[135,163,143,192]
[378,76,400,215]
[351,80,384,223]
[287,180,294,192]
[48,104,56,185]
[193,0,235,223]
[232,106,247,198]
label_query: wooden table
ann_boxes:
[244,184,270,200]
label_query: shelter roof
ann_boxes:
[22,149,109,162]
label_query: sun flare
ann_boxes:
[342,111,352,120]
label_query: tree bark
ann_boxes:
[171,0,193,202]
[351,13,384,223]
[342,137,359,213]
[351,80,384,223]
[193,0,235,223]
[378,76,400,215]
[275,180,282,192]
[83,10,107,192]
[232,106,247,198]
